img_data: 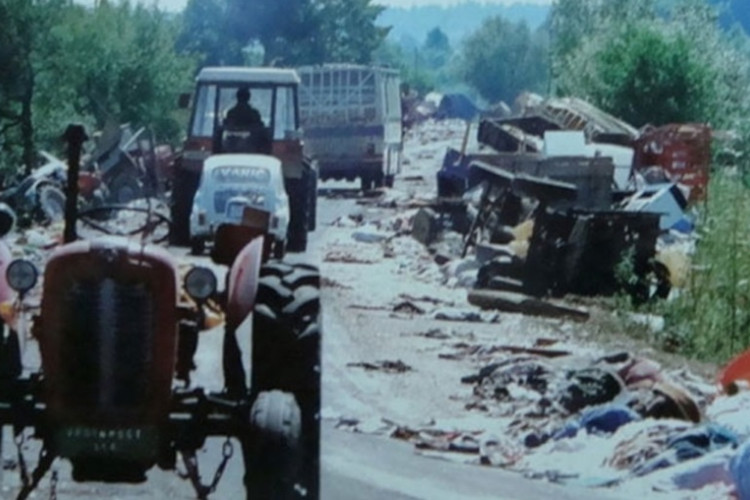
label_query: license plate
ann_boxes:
[227,203,245,219]
[57,426,158,460]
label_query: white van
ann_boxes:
[189,153,289,255]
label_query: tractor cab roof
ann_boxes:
[196,67,301,86]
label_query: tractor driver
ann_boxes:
[224,87,263,130]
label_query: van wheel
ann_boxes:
[360,175,373,192]
[273,239,286,260]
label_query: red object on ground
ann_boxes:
[77,171,101,197]
[633,123,712,203]
[718,348,750,391]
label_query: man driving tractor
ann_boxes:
[225,87,263,129]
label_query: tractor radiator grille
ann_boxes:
[60,278,154,414]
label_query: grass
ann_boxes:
[643,170,750,363]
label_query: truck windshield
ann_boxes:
[189,84,298,140]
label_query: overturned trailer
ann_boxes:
[457,158,664,300]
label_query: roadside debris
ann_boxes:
[316,117,735,498]
[346,360,413,373]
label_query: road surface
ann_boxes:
[0,182,626,499]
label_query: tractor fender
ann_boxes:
[0,239,13,304]
[226,235,265,330]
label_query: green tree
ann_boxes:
[200,0,389,66]
[551,0,750,128]
[458,16,548,104]
[423,27,451,69]
[177,0,243,66]
[0,0,66,174]
[0,1,195,174]
[558,23,712,126]
[372,40,435,95]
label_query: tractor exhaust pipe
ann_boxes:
[62,124,88,243]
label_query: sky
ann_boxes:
[77,0,554,12]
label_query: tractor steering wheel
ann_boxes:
[77,204,171,244]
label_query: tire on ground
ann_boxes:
[252,261,321,500]
[36,184,66,223]
[108,175,143,204]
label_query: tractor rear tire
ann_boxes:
[252,261,320,500]
[170,168,200,246]
[285,177,309,253]
[306,163,318,232]
[244,390,302,500]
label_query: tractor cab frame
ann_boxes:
[172,67,317,253]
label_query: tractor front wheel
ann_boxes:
[251,261,321,499]
[243,390,302,500]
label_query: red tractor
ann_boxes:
[0,125,321,499]
[170,67,317,253]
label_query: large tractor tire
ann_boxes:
[285,178,309,253]
[305,162,318,233]
[170,167,200,246]
[243,390,302,500]
[252,262,321,499]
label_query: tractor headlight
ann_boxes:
[6,259,38,294]
[184,266,217,301]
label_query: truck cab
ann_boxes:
[173,67,316,252]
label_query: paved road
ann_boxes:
[0,185,626,499]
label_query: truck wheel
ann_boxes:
[252,262,320,500]
[36,184,66,223]
[372,171,385,189]
[243,390,302,500]
[360,174,373,192]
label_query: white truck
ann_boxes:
[297,64,403,190]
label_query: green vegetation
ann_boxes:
[179,0,388,66]
[550,0,750,130]
[547,0,750,363]
[0,0,389,176]
[0,0,195,174]
[458,17,548,104]
[627,173,750,363]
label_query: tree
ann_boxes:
[551,0,750,128]
[0,1,195,174]
[558,23,712,126]
[458,16,548,104]
[0,0,66,174]
[422,27,451,70]
[181,0,389,66]
[372,40,436,95]
[177,0,243,66]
